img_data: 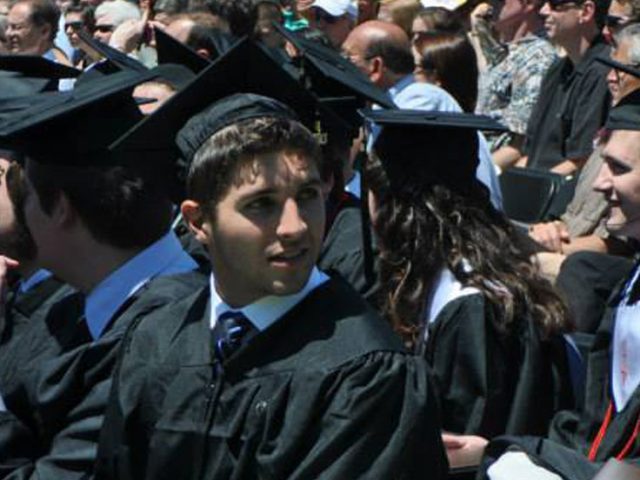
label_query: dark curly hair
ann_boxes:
[365,152,570,347]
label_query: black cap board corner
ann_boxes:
[606,88,640,131]
[595,54,640,79]
[360,109,508,191]
[273,21,396,109]
[0,69,157,166]
[0,55,82,79]
[155,27,212,74]
[76,29,148,73]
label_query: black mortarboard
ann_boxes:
[113,37,318,161]
[273,22,395,109]
[0,55,82,78]
[155,27,212,73]
[362,109,507,192]
[596,54,640,78]
[76,29,148,73]
[149,63,196,90]
[0,69,156,166]
[606,89,640,130]
[177,93,298,162]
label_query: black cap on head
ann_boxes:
[595,54,640,79]
[177,93,298,162]
[113,37,319,173]
[606,89,640,130]
[362,109,507,193]
[273,22,396,109]
[0,69,157,166]
[155,28,212,73]
[148,63,196,91]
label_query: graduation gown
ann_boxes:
[318,204,380,304]
[480,264,640,480]
[95,277,448,480]
[0,270,207,480]
[423,292,573,439]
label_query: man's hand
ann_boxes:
[529,221,570,253]
[442,433,489,469]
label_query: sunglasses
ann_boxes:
[605,14,634,27]
[64,21,83,31]
[94,24,114,33]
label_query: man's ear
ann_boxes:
[181,199,211,245]
[53,192,78,229]
[196,48,211,59]
[368,56,384,84]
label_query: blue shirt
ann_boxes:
[210,267,330,331]
[85,231,197,340]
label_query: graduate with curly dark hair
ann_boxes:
[363,109,575,443]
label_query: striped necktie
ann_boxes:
[212,311,256,363]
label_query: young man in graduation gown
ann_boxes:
[0,70,205,479]
[451,90,640,479]
[94,93,448,480]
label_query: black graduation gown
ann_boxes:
[479,264,640,480]
[0,270,207,480]
[423,293,573,439]
[0,277,76,401]
[318,204,380,304]
[95,277,448,480]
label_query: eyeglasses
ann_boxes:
[94,24,114,33]
[64,21,83,31]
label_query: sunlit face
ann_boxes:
[308,7,352,48]
[133,82,176,115]
[594,129,640,240]
[6,2,51,54]
[189,151,325,308]
[64,11,84,48]
[341,30,374,76]
[93,12,115,44]
[603,0,635,42]
[539,0,584,45]
[607,39,640,105]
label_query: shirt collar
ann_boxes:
[18,269,53,294]
[387,74,415,100]
[85,231,197,340]
[209,267,330,331]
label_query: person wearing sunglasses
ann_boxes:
[603,0,640,43]
[92,0,140,45]
[306,0,356,48]
[520,0,610,175]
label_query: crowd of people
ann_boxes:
[0,0,638,478]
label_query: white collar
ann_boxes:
[209,267,329,331]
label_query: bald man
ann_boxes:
[342,20,503,208]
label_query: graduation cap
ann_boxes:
[272,22,396,110]
[155,27,235,73]
[0,69,157,166]
[362,109,507,192]
[0,55,82,79]
[595,54,640,78]
[606,89,640,130]
[76,29,148,73]
[112,37,321,196]
[148,63,196,91]
[155,28,212,74]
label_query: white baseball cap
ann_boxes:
[311,0,358,19]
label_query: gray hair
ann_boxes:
[94,0,140,27]
[616,23,640,64]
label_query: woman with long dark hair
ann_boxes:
[413,31,478,113]
[363,110,574,439]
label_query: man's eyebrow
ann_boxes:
[604,154,631,170]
